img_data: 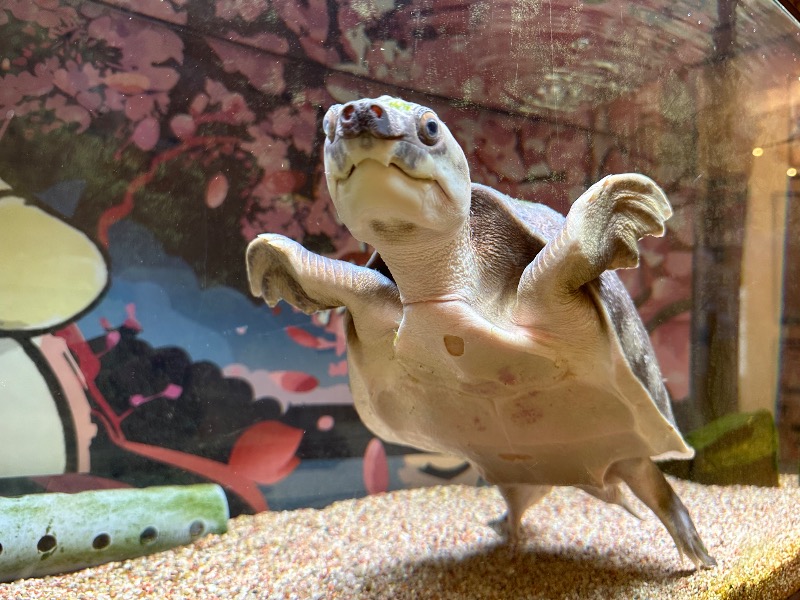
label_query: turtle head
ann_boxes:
[323,96,471,245]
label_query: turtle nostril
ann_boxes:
[369,105,383,118]
[342,104,355,122]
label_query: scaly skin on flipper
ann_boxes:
[247,96,716,571]
[246,233,400,330]
[515,173,671,325]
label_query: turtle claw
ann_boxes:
[675,519,718,570]
[489,513,520,543]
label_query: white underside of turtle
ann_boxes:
[246,95,717,570]
[350,296,686,487]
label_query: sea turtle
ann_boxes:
[246,96,716,569]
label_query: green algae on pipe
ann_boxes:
[0,483,229,582]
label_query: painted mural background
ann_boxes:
[0,0,798,515]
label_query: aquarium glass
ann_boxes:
[0,0,798,517]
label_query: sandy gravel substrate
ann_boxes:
[1,476,798,599]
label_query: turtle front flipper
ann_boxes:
[515,174,671,322]
[246,234,400,324]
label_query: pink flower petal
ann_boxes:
[261,170,305,194]
[278,370,318,393]
[129,394,146,407]
[132,117,159,151]
[228,421,303,485]
[161,383,183,400]
[316,415,334,432]
[105,330,120,350]
[190,92,209,114]
[123,302,142,331]
[363,437,389,495]
[328,360,348,377]
[206,172,228,208]
[285,325,323,348]
[170,113,196,139]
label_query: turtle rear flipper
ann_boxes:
[515,174,671,322]
[608,457,717,570]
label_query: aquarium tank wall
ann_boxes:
[0,0,798,516]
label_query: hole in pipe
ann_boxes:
[37,535,56,553]
[139,526,158,545]
[189,520,205,538]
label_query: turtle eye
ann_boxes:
[418,111,440,146]
[323,106,339,141]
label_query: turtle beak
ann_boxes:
[324,99,408,184]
